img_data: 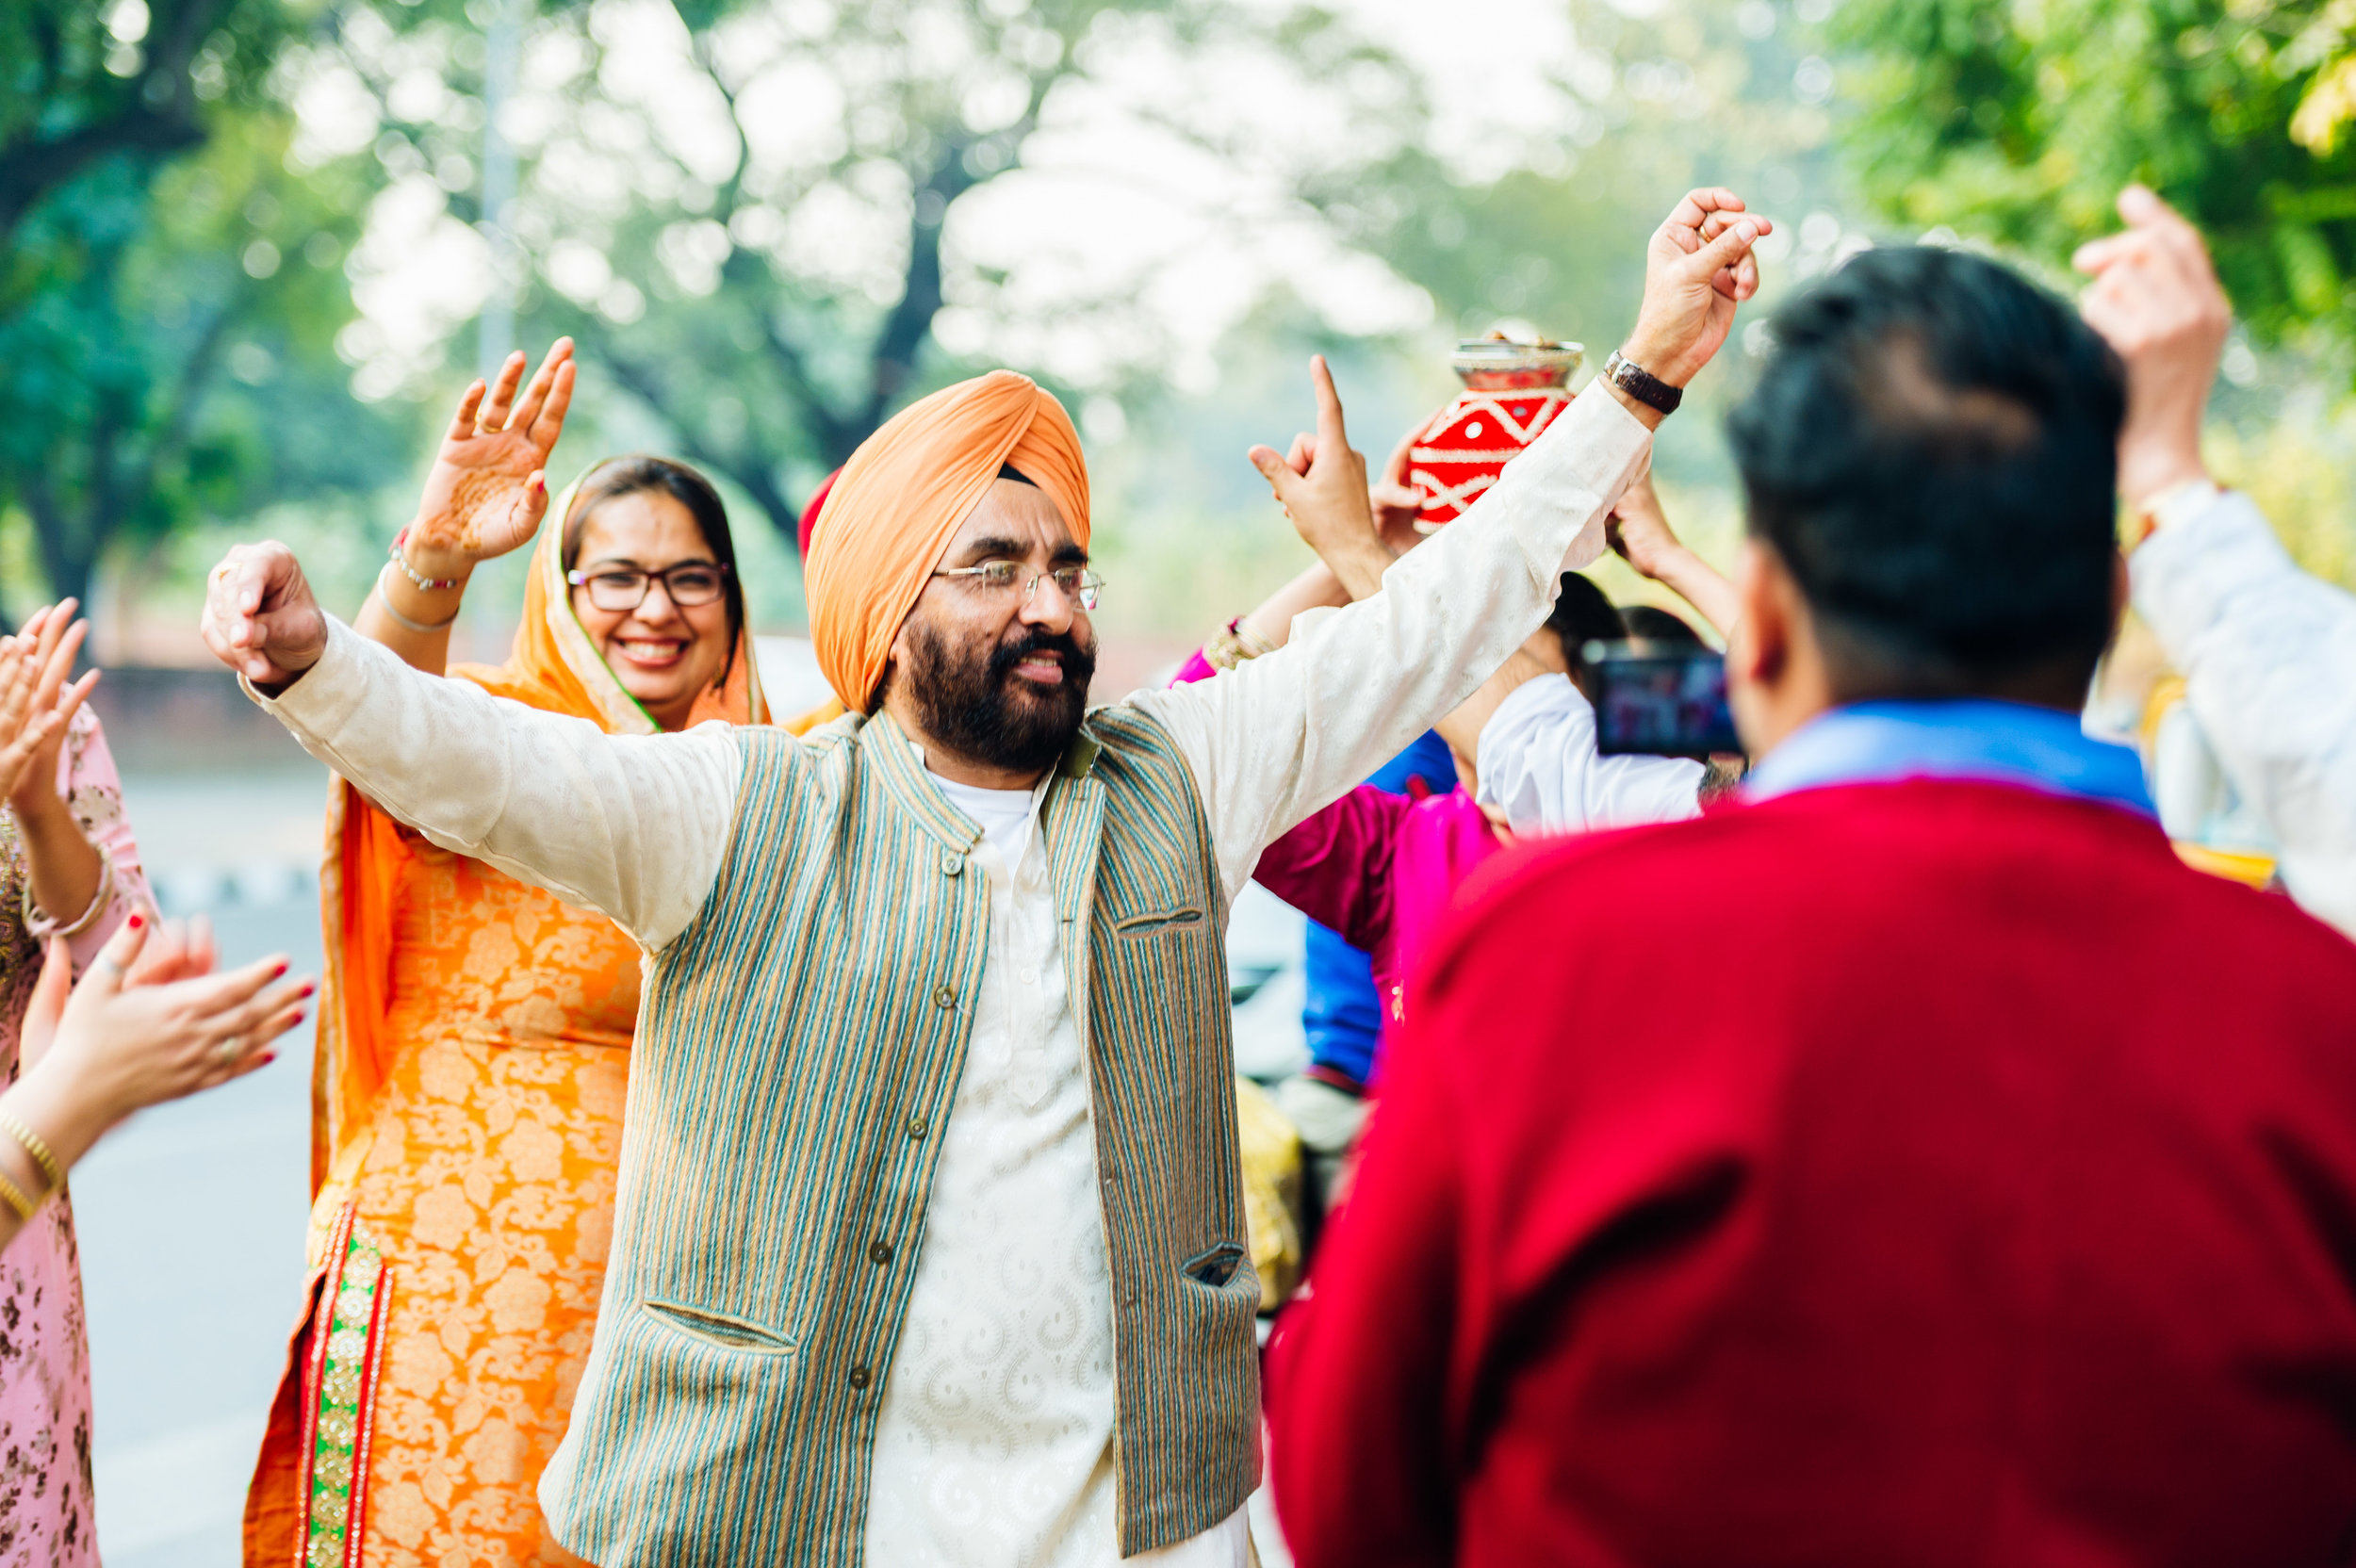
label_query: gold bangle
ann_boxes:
[0,1112,63,1193]
[0,1169,39,1223]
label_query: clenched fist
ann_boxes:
[200,542,327,692]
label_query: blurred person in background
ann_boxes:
[239,343,773,1568]
[2080,186,2356,937]
[199,188,1766,1568]
[1196,455,1726,1225]
[0,601,153,1567]
[1272,229,2356,1567]
[1477,466,1740,837]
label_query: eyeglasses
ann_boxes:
[565,562,731,612]
[930,561,1104,611]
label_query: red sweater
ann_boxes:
[1268,779,2356,1567]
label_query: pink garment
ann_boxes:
[1174,648,1503,1081]
[0,709,150,1565]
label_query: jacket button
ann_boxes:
[932,984,956,1009]
[848,1364,872,1390]
[941,852,965,877]
[869,1239,893,1266]
[905,1114,928,1139]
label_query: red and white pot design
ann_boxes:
[1409,336,1584,531]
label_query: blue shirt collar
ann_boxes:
[1744,699,2155,817]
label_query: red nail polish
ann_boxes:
[127,911,142,931]
[271,960,287,978]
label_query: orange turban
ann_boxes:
[805,370,1089,712]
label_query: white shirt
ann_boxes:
[1475,673,1705,834]
[2131,486,2356,937]
[250,386,1653,1565]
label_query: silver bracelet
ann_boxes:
[373,567,462,633]
[23,845,115,940]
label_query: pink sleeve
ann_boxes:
[26,710,153,970]
[1170,648,1219,687]
[1250,785,1407,956]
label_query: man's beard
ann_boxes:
[902,617,1097,775]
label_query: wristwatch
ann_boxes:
[1600,349,1682,416]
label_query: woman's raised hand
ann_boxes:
[405,338,578,569]
[0,602,99,809]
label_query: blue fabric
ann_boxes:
[1301,731,1458,1086]
[1745,699,2155,817]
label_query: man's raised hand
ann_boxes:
[405,337,578,577]
[2073,185,2230,505]
[1619,188,1772,400]
[1246,356,1393,599]
[201,542,327,691]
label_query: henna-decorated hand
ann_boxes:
[404,337,579,579]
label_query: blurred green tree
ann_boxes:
[326,0,1427,541]
[1827,0,2356,351]
[0,0,404,615]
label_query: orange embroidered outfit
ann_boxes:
[243,501,766,1567]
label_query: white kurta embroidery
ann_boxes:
[864,776,1246,1568]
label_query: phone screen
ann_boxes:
[1585,642,1742,759]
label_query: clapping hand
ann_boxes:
[0,602,99,808]
[2073,185,2230,505]
[405,338,578,576]
[20,915,307,1123]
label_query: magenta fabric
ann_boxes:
[1174,646,1503,1078]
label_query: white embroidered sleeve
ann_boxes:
[2131,488,2356,935]
[1131,386,1654,899]
[1473,673,1703,835]
[246,617,742,949]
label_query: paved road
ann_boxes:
[73,761,1308,1564]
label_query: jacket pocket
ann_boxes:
[640,1298,799,1356]
[1114,906,1205,938]
[1181,1240,1249,1288]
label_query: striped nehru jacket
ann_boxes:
[539,707,1257,1565]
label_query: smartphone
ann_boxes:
[1581,640,1742,759]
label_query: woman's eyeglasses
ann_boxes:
[566,562,731,612]
[930,561,1104,611]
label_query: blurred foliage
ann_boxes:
[1827,0,2356,354]
[0,0,411,616]
[324,0,1430,546]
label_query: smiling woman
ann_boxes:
[244,343,773,1567]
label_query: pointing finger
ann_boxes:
[1309,354,1350,458]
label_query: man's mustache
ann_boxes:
[988,628,1097,688]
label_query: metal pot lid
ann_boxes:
[1448,333,1584,376]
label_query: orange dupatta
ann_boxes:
[309,472,769,1191]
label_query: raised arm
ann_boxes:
[2080,186,2356,935]
[1606,468,1741,640]
[1137,189,1769,894]
[202,542,737,949]
[355,338,577,675]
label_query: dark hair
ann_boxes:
[563,456,745,685]
[1725,246,2126,699]
[1547,572,1625,675]
[1621,603,1705,646]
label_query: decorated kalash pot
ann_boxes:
[1408,331,1584,532]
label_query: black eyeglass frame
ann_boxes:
[565,561,733,612]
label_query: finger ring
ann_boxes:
[211,1033,249,1064]
[475,418,503,436]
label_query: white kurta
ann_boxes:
[1475,673,1704,835]
[247,385,1654,1564]
[2129,485,2356,937]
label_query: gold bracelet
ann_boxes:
[1203,617,1276,673]
[0,1112,63,1193]
[0,1169,38,1223]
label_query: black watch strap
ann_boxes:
[1602,349,1682,416]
